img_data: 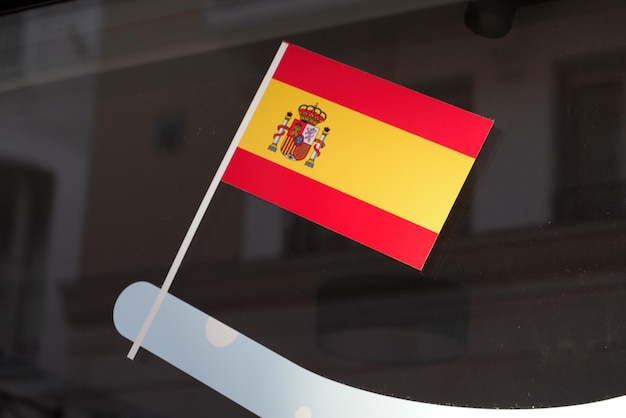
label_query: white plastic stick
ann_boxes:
[127,42,289,359]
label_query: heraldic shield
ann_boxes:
[281,119,319,161]
[268,103,330,168]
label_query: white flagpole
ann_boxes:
[127,42,290,359]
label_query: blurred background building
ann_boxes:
[1,0,626,416]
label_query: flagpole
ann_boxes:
[127,42,290,360]
[127,145,235,360]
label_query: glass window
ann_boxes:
[2,0,626,416]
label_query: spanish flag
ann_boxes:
[223,42,493,270]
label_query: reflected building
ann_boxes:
[1,0,626,417]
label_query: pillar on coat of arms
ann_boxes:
[268,112,293,152]
[305,127,330,168]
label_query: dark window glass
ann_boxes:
[556,58,626,222]
[2,1,626,417]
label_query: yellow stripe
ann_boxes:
[238,79,474,232]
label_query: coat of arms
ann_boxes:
[267,103,330,168]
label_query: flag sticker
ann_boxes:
[223,42,493,270]
[126,42,492,360]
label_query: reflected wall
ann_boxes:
[1,0,626,416]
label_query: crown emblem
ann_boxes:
[298,103,327,126]
[267,105,331,168]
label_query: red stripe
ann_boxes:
[273,44,492,158]
[223,148,438,270]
